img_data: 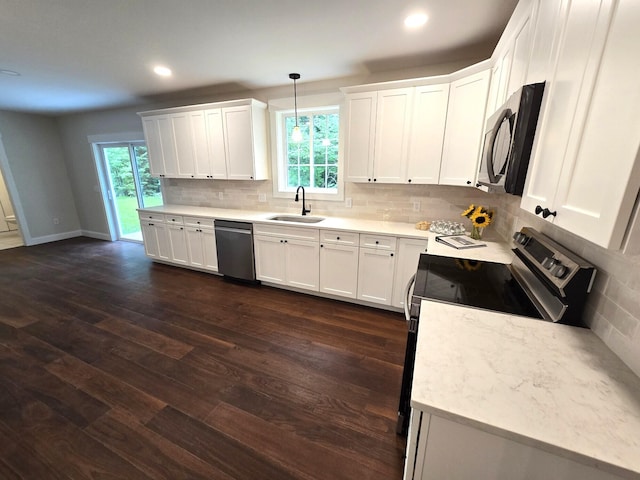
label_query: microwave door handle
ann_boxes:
[487,108,512,183]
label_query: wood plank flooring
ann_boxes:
[0,238,407,479]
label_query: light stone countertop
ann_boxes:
[138,205,514,262]
[413,300,640,479]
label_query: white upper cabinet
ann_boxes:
[520,0,638,248]
[406,84,450,184]
[344,92,378,183]
[344,83,449,185]
[373,88,414,184]
[439,69,491,187]
[138,99,268,180]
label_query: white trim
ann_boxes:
[90,142,119,241]
[28,230,82,246]
[268,94,345,202]
[87,131,145,144]
[81,229,112,241]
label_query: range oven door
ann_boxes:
[397,275,419,436]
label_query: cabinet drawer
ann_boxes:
[184,216,214,228]
[139,212,165,222]
[253,223,319,241]
[320,230,359,246]
[360,234,397,250]
[165,215,184,225]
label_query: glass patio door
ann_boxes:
[100,142,162,241]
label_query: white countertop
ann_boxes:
[412,301,640,479]
[138,205,514,262]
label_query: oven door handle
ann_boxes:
[404,274,416,322]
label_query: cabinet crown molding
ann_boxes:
[137,98,266,117]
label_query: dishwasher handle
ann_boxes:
[215,226,253,235]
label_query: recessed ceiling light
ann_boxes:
[153,65,172,77]
[0,69,21,76]
[404,13,428,29]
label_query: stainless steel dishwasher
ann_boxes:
[214,220,256,281]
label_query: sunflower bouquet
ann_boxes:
[461,204,494,240]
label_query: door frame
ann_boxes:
[0,132,29,245]
[89,132,159,242]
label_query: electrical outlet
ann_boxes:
[53,217,59,225]
[413,201,420,212]
[258,193,267,203]
[345,197,352,208]
[218,192,224,200]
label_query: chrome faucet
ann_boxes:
[295,186,311,216]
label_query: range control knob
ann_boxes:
[512,232,528,245]
[550,264,567,278]
[541,257,557,269]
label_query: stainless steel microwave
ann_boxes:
[477,82,545,195]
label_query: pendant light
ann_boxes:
[289,73,303,143]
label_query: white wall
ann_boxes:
[0,110,80,243]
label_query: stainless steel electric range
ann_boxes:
[396,227,596,435]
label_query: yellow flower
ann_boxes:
[461,204,475,218]
[470,209,492,227]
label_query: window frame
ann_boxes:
[269,93,345,201]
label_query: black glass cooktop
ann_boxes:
[413,254,542,319]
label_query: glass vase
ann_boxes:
[470,225,484,240]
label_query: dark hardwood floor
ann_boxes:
[0,237,407,479]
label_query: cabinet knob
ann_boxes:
[320,244,324,248]
[368,178,371,182]
[284,240,288,243]
[375,240,379,244]
[336,236,340,240]
[373,178,377,182]
[535,205,543,215]
[390,253,394,257]
[466,180,472,185]
[408,179,412,183]
[280,240,283,243]
[149,223,154,226]
[542,208,557,219]
[250,176,254,179]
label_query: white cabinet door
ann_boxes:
[521,0,616,236]
[285,239,319,292]
[319,243,359,298]
[254,235,286,284]
[373,88,413,184]
[204,108,227,179]
[141,117,165,177]
[406,84,449,184]
[171,113,196,178]
[156,115,179,177]
[221,102,268,180]
[344,92,377,183]
[141,221,170,261]
[190,110,213,179]
[392,238,428,309]
[201,228,218,272]
[167,224,188,265]
[439,69,491,187]
[506,12,533,99]
[185,226,205,267]
[545,0,639,249]
[357,248,396,305]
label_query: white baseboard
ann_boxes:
[81,229,112,241]
[26,230,82,246]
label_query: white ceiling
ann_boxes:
[0,0,518,115]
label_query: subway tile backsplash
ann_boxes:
[165,178,640,377]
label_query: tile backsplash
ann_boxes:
[163,178,494,225]
[165,178,640,377]
[494,195,640,377]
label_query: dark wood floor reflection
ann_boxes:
[0,238,407,479]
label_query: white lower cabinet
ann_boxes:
[140,220,170,261]
[185,226,218,272]
[406,412,624,480]
[254,226,319,292]
[319,243,359,299]
[392,238,428,309]
[357,247,396,305]
[167,224,188,265]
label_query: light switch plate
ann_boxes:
[258,193,267,203]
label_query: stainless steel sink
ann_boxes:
[268,215,325,224]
